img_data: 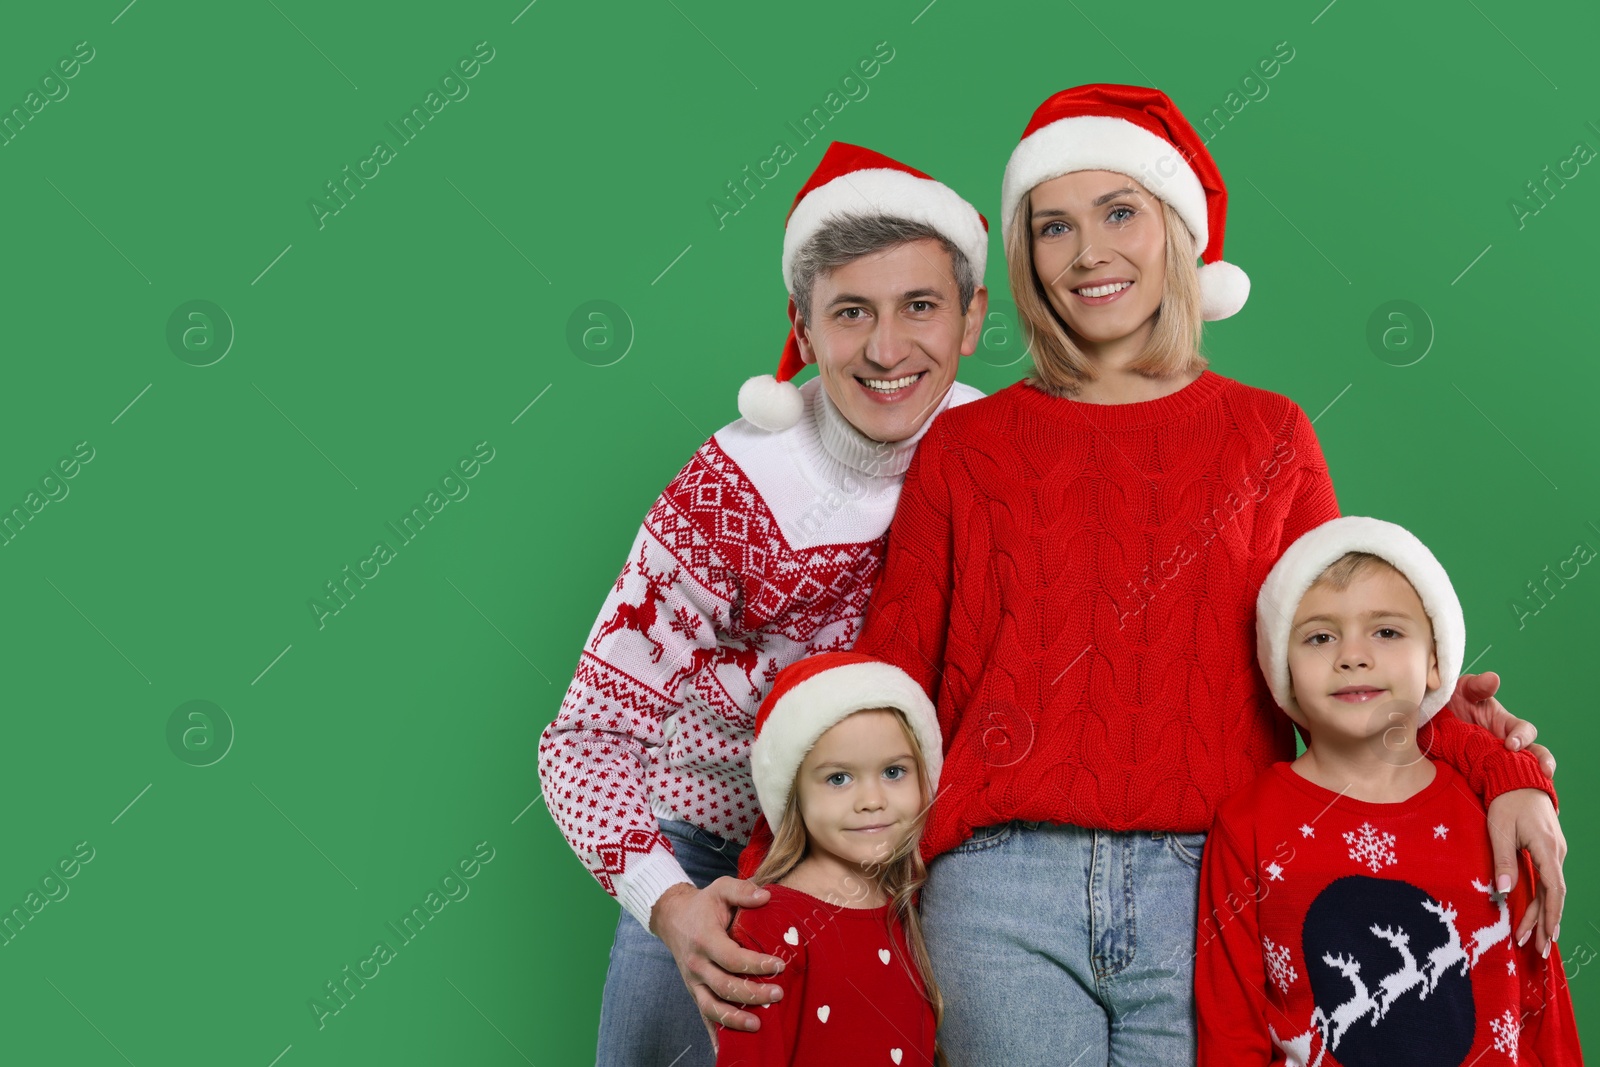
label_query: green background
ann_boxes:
[1,0,1595,1062]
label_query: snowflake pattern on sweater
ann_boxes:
[537,377,984,929]
[1196,761,1580,1067]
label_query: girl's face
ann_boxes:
[1028,169,1167,356]
[794,709,924,878]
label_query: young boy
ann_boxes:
[1196,516,1581,1067]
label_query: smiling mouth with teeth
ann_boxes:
[1074,281,1133,297]
[858,371,924,393]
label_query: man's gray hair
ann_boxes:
[790,214,979,326]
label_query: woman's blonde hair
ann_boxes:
[1005,182,1207,398]
[747,706,949,1067]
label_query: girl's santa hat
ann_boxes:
[1000,83,1250,322]
[737,142,989,433]
[748,650,942,835]
[1256,516,1465,726]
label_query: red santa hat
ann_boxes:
[1255,516,1465,727]
[747,651,941,838]
[737,142,989,433]
[1000,83,1250,322]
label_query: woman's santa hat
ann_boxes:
[737,142,989,433]
[748,650,941,836]
[1256,516,1465,726]
[1000,83,1250,321]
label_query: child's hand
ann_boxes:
[1449,671,1556,778]
[1485,788,1566,958]
[650,879,788,1036]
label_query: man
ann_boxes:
[537,141,990,1067]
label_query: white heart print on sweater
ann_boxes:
[879,948,891,964]
[891,1049,903,1064]
[784,927,799,946]
[817,1005,830,1023]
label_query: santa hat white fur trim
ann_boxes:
[738,374,805,433]
[781,169,989,294]
[1001,115,1208,249]
[751,661,942,835]
[1256,516,1464,727]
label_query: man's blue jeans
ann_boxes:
[921,819,1208,1066]
[595,818,740,1067]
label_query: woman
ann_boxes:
[845,83,1567,1064]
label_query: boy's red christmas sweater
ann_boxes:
[1196,760,1581,1067]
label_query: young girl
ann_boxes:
[713,651,948,1067]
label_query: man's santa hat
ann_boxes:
[737,142,989,433]
[1256,516,1465,727]
[748,650,941,834]
[1000,83,1250,322]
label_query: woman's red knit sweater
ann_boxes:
[851,371,1555,861]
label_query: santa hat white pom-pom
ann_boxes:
[738,374,804,432]
[1198,260,1250,321]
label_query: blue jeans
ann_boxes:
[921,820,1207,1066]
[595,818,741,1067]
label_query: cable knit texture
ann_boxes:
[850,371,1557,862]
[537,376,984,930]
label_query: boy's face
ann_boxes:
[794,709,925,878]
[1287,564,1443,750]
[793,238,986,445]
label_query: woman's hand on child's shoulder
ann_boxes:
[1449,671,1556,777]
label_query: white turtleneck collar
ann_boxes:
[811,376,955,480]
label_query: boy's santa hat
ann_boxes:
[1000,83,1250,322]
[748,650,942,835]
[737,142,989,433]
[1256,516,1465,727]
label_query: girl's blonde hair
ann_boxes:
[1005,182,1208,398]
[747,706,949,1067]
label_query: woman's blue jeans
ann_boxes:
[595,818,740,1067]
[921,819,1207,1066]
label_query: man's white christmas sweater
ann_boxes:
[537,375,984,930]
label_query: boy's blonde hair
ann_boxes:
[747,706,949,1067]
[1005,188,1207,398]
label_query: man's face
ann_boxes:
[793,237,986,445]
[1287,565,1443,751]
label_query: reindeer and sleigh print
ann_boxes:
[1198,762,1579,1067]
[1270,868,1514,1067]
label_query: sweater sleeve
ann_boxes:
[1195,815,1277,1067]
[1277,403,1341,549]
[715,905,808,1067]
[1419,709,1558,812]
[536,445,742,931]
[851,421,953,702]
[1511,851,1584,1066]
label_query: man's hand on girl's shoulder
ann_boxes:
[651,877,789,1041]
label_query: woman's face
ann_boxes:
[1028,169,1167,355]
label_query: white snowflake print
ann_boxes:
[1299,823,1315,838]
[1265,861,1285,881]
[1508,959,1517,976]
[1491,1008,1520,1056]
[1344,821,1397,872]
[1263,937,1298,994]
[1433,823,1449,840]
